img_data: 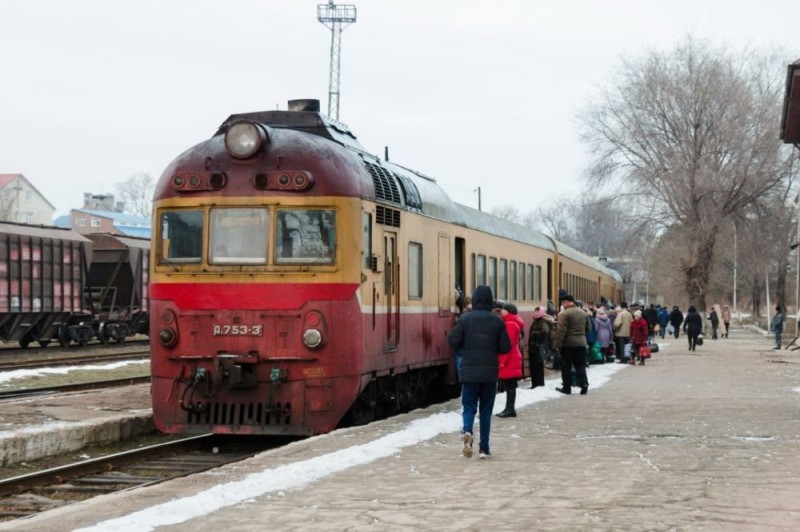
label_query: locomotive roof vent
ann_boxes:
[288,99,321,112]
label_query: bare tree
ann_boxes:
[489,204,522,224]
[581,36,794,309]
[527,196,576,244]
[116,173,154,218]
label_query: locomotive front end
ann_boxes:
[150,104,365,436]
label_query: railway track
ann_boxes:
[0,376,151,400]
[0,434,284,521]
[0,350,149,371]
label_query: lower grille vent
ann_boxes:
[187,401,292,426]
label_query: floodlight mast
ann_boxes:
[317,1,356,121]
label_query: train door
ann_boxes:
[383,232,399,350]
[546,258,553,302]
[438,233,450,316]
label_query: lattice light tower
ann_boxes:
[317,1,357,120]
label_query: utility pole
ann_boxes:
[317,1,357,121]
[474,187,481,211]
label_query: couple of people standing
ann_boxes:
[448,288,587,459]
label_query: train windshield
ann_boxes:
[275,209,336,264]
[159,210,203,263]
[209,208,269,264]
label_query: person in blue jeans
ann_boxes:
[448,285,511,459]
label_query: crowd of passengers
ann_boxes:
[451,287,722,419]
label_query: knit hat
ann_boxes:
[502,303,518,315]
[634,310,642,318]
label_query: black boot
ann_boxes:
[497,388,517,417]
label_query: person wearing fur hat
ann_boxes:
[553,294,590,395]
[527,306,554,389]
[630,309,650,365]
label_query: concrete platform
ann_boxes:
[3,329,800,531]
[0,385,153,466]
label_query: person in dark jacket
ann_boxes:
[643,304,659,338]
[528,306,554,389]
[657,306,670,339]
[683,305,703,351]
[708,307,720,339]
[669,306,684,339]
[448,285,511,459]
[771,305,785,350]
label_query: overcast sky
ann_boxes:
[1,0,798,219]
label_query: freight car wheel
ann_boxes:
[38,340,50,347]
[18,335,31,349]
[58,327,71,348]
[98,328,110,346]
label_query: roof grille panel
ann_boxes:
[365,162,401,204]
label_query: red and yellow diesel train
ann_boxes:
[150,99,623,436]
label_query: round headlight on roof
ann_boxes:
[224,121,266,159]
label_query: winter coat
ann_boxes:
[594,314,614,346]
[447,285,511,383]
[499,313,523,380]
[683,311,702,335]
[643,307,658,329]
[614,309,633,338]
[554,306,589,350]
[771,311,785,333]
[630,317,649,346]
[721,308,731,323]
[658,308,670,328]
[528,317,553,362]
[709,310,719,326]
[669,309,684,328]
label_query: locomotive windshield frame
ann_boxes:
[155,205,338,271]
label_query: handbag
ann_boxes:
[647,339,660,353]
[696,333,704,346]
[589,341,604,364]
[639,345,652,359]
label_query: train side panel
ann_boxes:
[0,223,91,347]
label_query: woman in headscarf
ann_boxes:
[629,309,650,365]
[594,307,615,363]
[527,306,554,389]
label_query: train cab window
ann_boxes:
[209,208,268,264]
[159,210,203,263]
[275,209,336,264]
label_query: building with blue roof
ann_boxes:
[53,193,151,239]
